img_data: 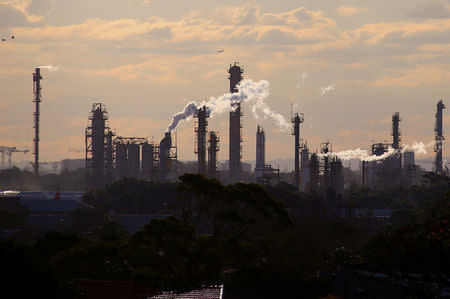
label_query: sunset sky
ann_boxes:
[1,0,449,165]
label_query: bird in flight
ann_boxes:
[1,36,15,42]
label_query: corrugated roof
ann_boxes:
[149,285,224,299]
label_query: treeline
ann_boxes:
[1,173,449,297]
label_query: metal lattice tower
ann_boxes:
[291,112,304,189]
[392,112,401,150]
[194,106,208,175]
[229,62,243,183]
[434,100,446,174]
[208,131,219,179]
[33,68,42,175]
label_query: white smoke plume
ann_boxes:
[320,83,335,95]
[402,141,434,155]
[321,147,397,162]
[166,79,290,132]
[37,65,60,72]
[321,141,434,162]
[167,101,198,132]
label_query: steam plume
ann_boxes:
[321,141,434,162]
[320,83,335,95]
[37,65,60,72]
[167,101,197,132]
[402,141,434,155]
[321,147,396,162]
[166,79,290,132]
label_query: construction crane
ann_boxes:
[0,146,30,169]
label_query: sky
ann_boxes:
[0,0,449,165]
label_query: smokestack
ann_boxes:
[195,106,208,175]
[255,125,265,180]
[292,112,304,189]
[33,68,42,176]
[434,100,446,174]
[229,62,243,183]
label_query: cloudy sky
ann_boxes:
[1,0,449,165]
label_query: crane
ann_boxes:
[0,146,30,169]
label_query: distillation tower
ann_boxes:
[292,112,304,189]
[208,131,219,178]
[85,103,113,189]
[229,62,243,183]
[195,106,208,175]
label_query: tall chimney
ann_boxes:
[33,68,42,176]
[434,100,446,174]
[228,62,243,183]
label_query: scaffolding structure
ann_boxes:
[0,146,29,169]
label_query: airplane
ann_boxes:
[217,49,224,53]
